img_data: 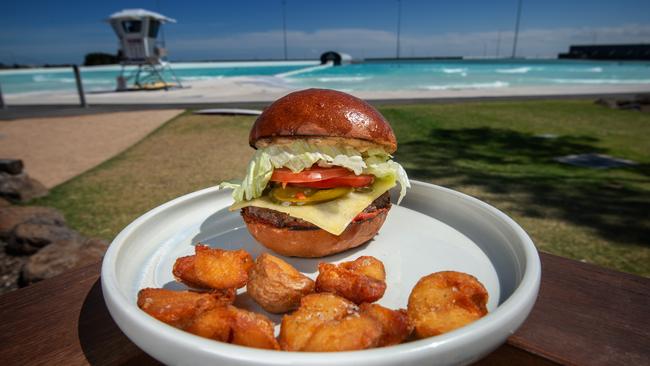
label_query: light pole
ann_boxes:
[511,0,523,58]
[282,0,288,60]
[496,30,502,58]
[396,0,402,59]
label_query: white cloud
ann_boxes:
[167,23,650,59]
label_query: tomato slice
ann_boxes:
[291,175,374,189]
[270,167,352,183]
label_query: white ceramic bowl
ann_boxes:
[101,180,541,365]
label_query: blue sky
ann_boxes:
[1,0,649,64]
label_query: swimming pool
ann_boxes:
[1,59,649,95]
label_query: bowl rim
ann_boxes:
[101,179,541,363]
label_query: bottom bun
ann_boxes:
[242,208,390,258]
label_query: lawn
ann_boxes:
[34,100,650,276]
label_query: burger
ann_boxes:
[220,89,409,257]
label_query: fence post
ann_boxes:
[0,82,6,109]
[73,65,87,108]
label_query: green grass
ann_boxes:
[34,100,650,276]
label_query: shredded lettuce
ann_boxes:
[219,141,410,203]
[364,160,410,204]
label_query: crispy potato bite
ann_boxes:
[173,255,209,289]
[302,314,382,352]
[359,303,413,346]
[279,293,358,351]
[407,271,488,338]
[315,256,386,304]
[185,306,233,342]
[247,253,315,313]
[192,244,253,289]
[230,307,281,350]
[137,288,222,328]
[185,305,280,350]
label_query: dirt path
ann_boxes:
[0,110,183,188]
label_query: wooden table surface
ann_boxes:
[0,252,648,366]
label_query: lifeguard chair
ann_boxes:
[106,9,182,91]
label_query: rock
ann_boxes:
[0,159,23,175]
[0,197,10,207]
[20,237,109,285]
[0,172,49,203]
[0,206,65,240]
[0,239,28,295]
[6,223,81,255]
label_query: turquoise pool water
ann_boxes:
[0,61,316,95]
[285,59,650,91]
[1,59,649,95]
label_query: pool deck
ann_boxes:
[3,76,649,109]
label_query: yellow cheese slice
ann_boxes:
[229,176,396,235]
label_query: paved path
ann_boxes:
[0,110,183,188]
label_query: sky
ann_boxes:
[1,0,649,64]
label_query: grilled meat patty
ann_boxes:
[241,191,391,230]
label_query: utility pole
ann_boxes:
[282,0,288,60]
[511,0,523,58]
[396,0,402,59]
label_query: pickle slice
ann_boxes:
[271,186,352,205]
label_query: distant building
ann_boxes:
[558,44,650,61]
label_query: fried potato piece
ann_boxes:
[340,256,386,281]
[193,244,253,289]
[279,293,357,351]
[137,288,221,328]
[211,287,237,306]
[173,255,209,289]
[185,305,280,350]
[359,303,413,346]
[247,253,315,313]
[230,307,281,350]
[315,256,387,304]
[407,271,488,338]
[302,314,382,352]
[185,306,233,342]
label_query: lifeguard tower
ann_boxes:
[106,9,182,91]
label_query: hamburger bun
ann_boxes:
[249,88,397,153]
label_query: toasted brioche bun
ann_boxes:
[249,89,397,153]
[242,208,390,257]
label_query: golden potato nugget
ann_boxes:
[230,307,281,350]
[279,293,357,351]
[359,303,413,346]
[407,271,488,338]
[137,288,220,328]
[193,244,253,289]
[173,255,209,289]
[185,306,233,342]
[315,257,387,304]
[302,314,383,352]
[340,256,386,281]
[212,287,237,306]
[247,253,315,313]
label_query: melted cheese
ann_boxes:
[230,176,396,235]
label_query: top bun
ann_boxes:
[249,89,397,153]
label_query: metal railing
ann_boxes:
[0,65,88,109]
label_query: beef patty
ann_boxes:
[241,191,391,230]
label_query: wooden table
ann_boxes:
[0,252,648,365]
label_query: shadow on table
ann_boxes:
[78,279,160,366]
